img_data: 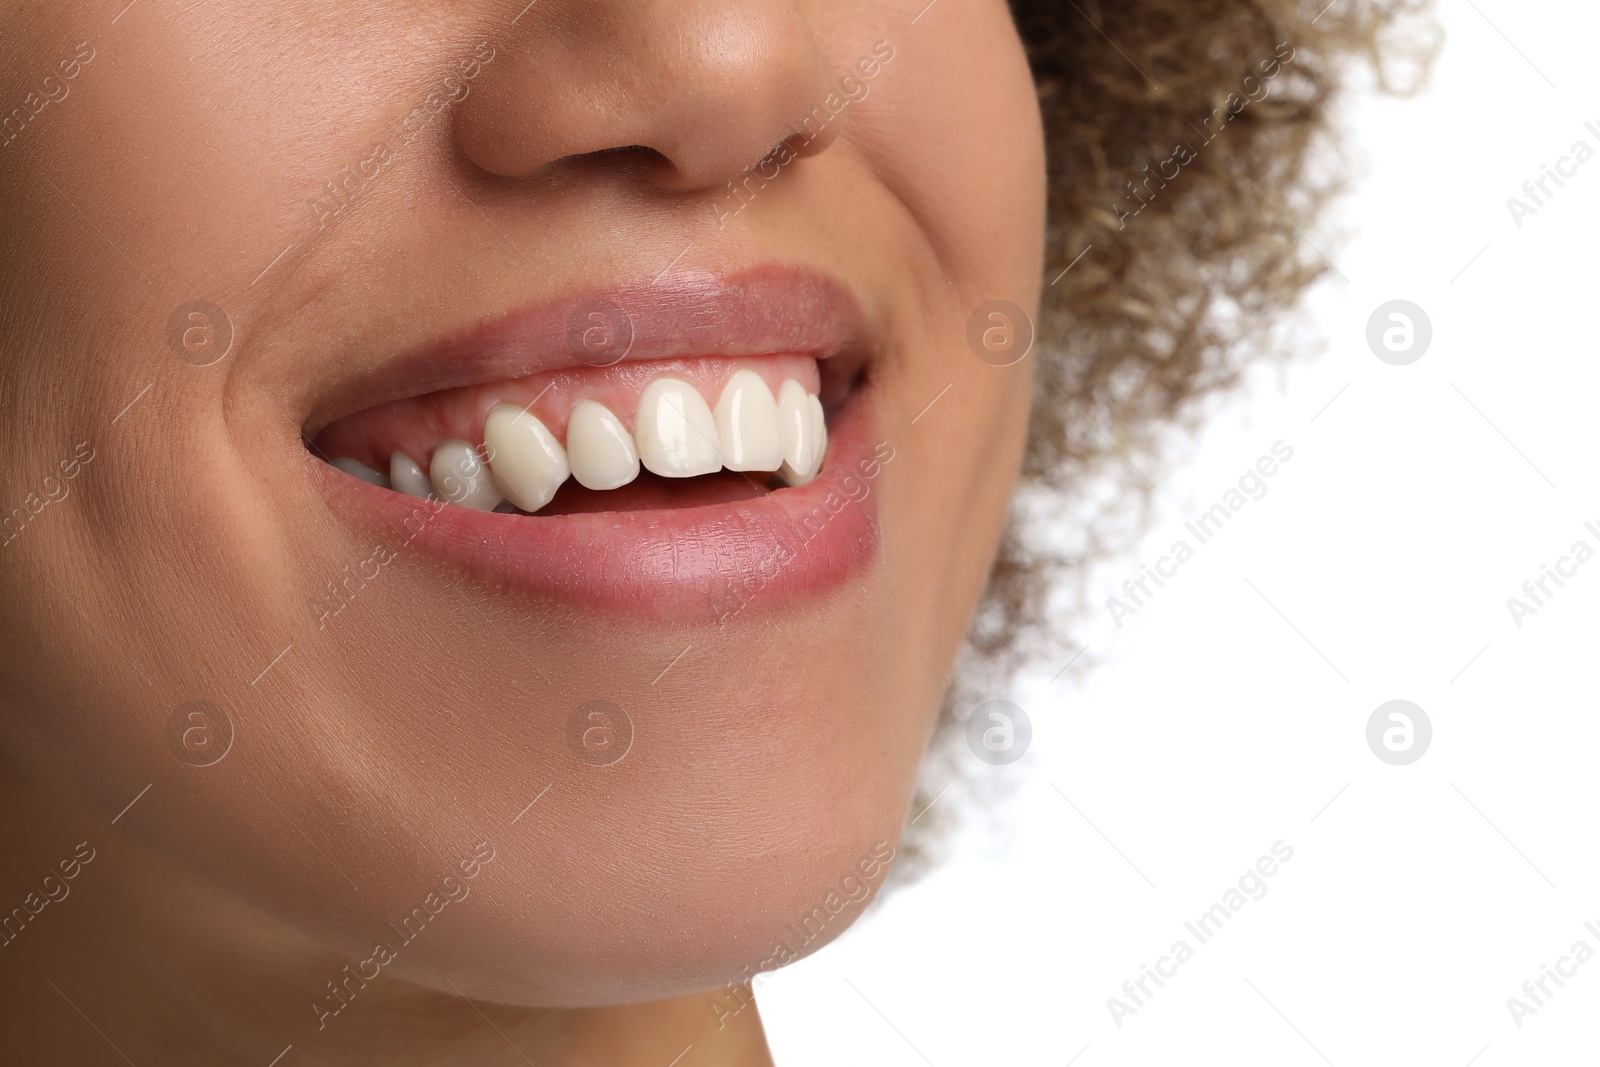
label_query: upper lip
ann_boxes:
[302,263,872,436]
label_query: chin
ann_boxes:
[371,829,903,1009]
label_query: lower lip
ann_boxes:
[320,392,881,620]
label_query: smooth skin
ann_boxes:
[0,0,1044,1063]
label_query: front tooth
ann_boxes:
[430,439,503,511]
[777,379,818,486]
[566,400,639,490]
[713,370,783,472]
[484,404,569,512]
[635,378,721,478]
[332,457,390,488]
[390,451,435,499]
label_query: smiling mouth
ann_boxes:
[306,265,883,618]
[313,354,833,516]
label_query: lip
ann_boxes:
[319,390,881,619]
[310,264,883,618]
[303,263,873,436]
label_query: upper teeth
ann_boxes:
[388,451,431,498]
[635,377,722,479]
[776,379,825,488]
[716,369,784,473]
[330,374,827,513]
[429,439,502,511]
[565,398,640,491]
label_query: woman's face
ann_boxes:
[0,0,1042,1005]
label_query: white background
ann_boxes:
[762,1,1600,1063]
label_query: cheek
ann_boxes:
[834,0,1046,295]
[811,0,1041,658]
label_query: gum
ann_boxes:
[313,354,820,471]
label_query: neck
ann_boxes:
[0,777,773,1066]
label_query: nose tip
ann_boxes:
[453,0,842,194]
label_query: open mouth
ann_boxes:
[313,355,831,516]
[305,266,883,619]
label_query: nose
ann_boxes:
[454,0,842,193]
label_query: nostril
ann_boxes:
[540,145,675,185]
[781,117,842,160]
[587,144,671,168]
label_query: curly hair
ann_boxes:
[903,0,1434,871]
